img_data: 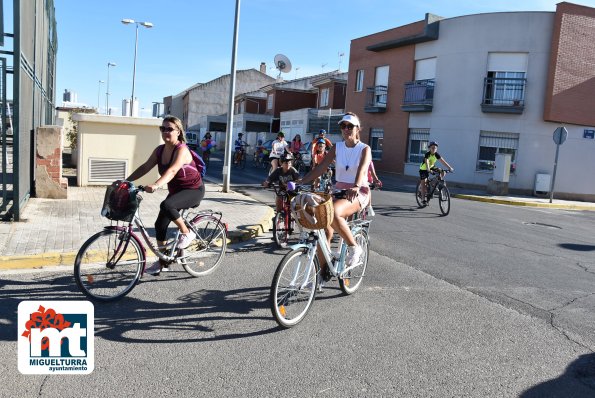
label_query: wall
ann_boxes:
[346,20,425,174]
[73,114,162,186]
[35,126,67,199]
[544,2,595,127]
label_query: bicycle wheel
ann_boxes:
[182,216,227,276]
[339,229,369,295]
[74,229,144,302]
[438,186,451,216]
[270,248,319,328]
[203,152,210,167]
[272,212,289,248]
[415,181,425,207]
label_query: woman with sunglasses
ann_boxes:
[299,112,371,278]
[126,115,205,275]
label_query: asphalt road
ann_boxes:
[2,155,595,397]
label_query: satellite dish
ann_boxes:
[274,54,292,78]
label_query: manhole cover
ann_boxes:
[522,221,562,229]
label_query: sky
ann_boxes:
[53,0,595,117]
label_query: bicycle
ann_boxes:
[292,152,306,174]
[253,149,267,169]
[268,184,301,248]
[233,144,249,169]
[270,187,372,328]
[74,185,228,302]
[202,148,211,167]
[416,168,452,216]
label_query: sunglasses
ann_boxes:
[159,126,176,133]
[340,123,356,131]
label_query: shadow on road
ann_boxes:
[373,204,444,219]
[519,353,595,397]
[559,243,595,252]
[0,274,280,344]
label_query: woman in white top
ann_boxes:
[269,131,289,174]
[299,112,371,273]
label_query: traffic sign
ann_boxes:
[553,127,568,145]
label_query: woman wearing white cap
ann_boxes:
[299,112,371,279]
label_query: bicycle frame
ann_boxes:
[105,208,225,269]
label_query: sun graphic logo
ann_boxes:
[18,301,94,374]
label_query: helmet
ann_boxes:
[319,129,326,135]
[281,152,294,162]
[428,141,438,147]
[317,138,326,144]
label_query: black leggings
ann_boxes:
[155,185,205,241]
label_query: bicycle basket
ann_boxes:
[291,192,334,230]
[100,180,141,222]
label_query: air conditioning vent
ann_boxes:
[88,158,128,183]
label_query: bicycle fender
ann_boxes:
[289,243,309,251]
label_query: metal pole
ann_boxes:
[549,143,560,203]
[97,80,104,112]
[130,23,139,116]
[222,0,240,193]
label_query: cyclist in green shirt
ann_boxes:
[419,141,453,206]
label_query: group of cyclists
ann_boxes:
[126,113,452,276]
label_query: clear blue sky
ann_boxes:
[54,0,595,117]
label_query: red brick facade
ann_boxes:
[544,2,595,126]
[346,20,426,173]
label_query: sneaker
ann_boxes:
[177,231,196,249]
[145,260,162,275]
[345,245,363,268]
[161,265,170,272]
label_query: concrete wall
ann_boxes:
[72,114,162,187]
[403,11,595,199]
[186,70,276,129]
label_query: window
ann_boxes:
[484,71,526,105]
[267,94,273,110]
[355,70,364,92]
[369,129,383,160]
[320,88,329,107]
[476,131,519,172]
[407,129,430,163]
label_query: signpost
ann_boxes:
[550,127,568,203]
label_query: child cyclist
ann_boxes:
[312,138,332,190]
[262,152,300,211]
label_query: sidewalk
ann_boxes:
[0,180,274,271]
[1,173,593,271]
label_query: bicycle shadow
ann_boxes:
[373,204,445,219]
[519,353,595,397]
[559,243,595,252]
[0,273,280,344]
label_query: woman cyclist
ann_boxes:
[299,112,371,278]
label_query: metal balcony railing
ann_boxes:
[401,79,435,112]
[481,77,526,114]
[364,85,388,113]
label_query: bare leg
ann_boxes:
[172,217,189,234]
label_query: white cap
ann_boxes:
[338,114,360,127]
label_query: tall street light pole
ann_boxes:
[122,19,153,117]
[222,0,241,193]
[97,80,104,112]
[105,62,116,115]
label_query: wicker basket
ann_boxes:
[292,192,334,230]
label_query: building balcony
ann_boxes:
[481,77,526,114]
[401,79,435,112]
[364,85,388,113]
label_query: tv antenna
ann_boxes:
[294,67,300,80]
[338,52,345,72]
[321,63,328,72]
[274,54,292,79]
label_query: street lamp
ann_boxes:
[97,80,104,112]
[105,62,116,115]
[121,18,153,117]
